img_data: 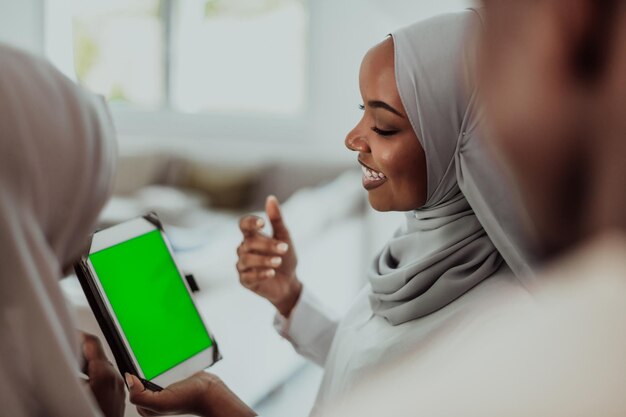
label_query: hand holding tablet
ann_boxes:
[75,213,221,391]
[81,333,126,417]
[126,371,256,417]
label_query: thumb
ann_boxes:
[265,195,290,241]
[126,373,154,407]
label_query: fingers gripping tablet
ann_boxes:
[75,213,221,391]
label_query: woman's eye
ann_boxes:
[358,104,365,111]
[372,126,399,137]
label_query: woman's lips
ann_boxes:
[360,163,387,190]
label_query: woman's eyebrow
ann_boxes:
[367,100,405,118]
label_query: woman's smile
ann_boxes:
[359,160,388,190]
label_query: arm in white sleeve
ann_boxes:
[273,286,339,367]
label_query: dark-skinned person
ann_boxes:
[127,10,539,416]
[0,44,126,417]
[321,1,626,416]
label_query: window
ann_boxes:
[71,0,307,116]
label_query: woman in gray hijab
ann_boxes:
[128,9,536,416]
[306,10,536,410]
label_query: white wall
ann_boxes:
[0,0,44,54]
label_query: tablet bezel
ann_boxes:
[86,216,218,388]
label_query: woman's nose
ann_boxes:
[345,125,370,153]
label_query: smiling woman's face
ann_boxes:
[345,37,427,212]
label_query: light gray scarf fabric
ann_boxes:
[369,10,536,325]
[0,44,116,416]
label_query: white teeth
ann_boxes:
[361,165,386,180]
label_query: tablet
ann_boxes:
[75,213,220,391]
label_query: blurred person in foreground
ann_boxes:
[0,44,126,417]
[322,1,626,416]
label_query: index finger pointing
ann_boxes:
[239,215,265,236]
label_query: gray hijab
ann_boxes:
[368,10,536,325]
[0,44,116,416]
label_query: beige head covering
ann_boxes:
[0,44,116,416]
[369,10,537,325]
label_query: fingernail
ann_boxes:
[256,218,265,228]
[125,373,134,388]
[266,269,276,278]
[270,257,282,267]
[276,242,289,253]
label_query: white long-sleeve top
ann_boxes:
[274,263,531,413]
[323,234,626,417]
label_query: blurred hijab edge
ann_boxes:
[0,43,116,416]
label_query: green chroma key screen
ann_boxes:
[89,229,213,380]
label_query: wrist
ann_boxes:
[200,376,256,417]
[275,278,303,318]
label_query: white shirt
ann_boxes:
[275,263,530,413]
[323,233,626,417]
